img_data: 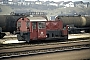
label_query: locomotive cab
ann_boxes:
[16,17,47,42]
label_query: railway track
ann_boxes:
[0,37,90,50]
[0,40,90,59]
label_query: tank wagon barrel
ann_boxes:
[84,16,90,27]
[0,15,21,32]
[55,16,90,27]
[0,15,23,38]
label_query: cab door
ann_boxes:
[30,22,38,40]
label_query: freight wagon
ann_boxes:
[55,16,90,33]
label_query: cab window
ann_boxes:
[17,21,21,27]
[38,22,45,29]
[26,21,30,27]
[32,22,36,29]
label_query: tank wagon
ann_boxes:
[0,15,22,38]
[55,16,90,33]
[16,16,68,42]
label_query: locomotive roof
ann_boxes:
[27,16,47,21]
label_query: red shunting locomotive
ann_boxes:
[16,16,68,42]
